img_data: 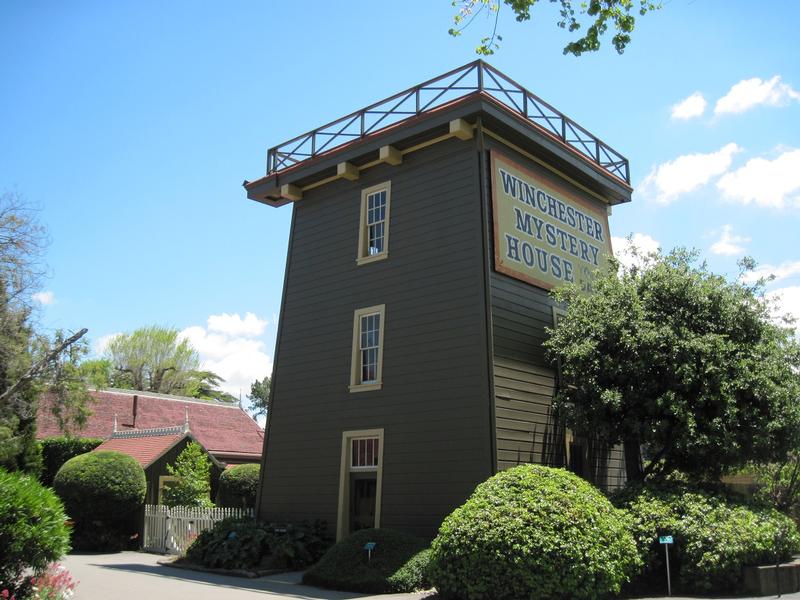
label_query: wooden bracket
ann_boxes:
[337,161,359,181]
[449,118,474,140]
[379,145,402,166]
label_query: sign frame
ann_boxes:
[490,149,613,292]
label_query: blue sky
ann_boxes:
[2,1,799,402]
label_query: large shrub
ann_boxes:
[53,450,145,550]
[186,517,328,571]
[0,468,70,592]
[430,465,640,600]
[53,450,145,522]
[38,436,103,486]
[614,483,800,593]
[217,463,260,508]
[303,528,431,593]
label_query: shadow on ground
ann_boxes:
[94,562,365,599]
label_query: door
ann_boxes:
[349,472,377,532]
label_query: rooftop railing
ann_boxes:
[266,60,630,185]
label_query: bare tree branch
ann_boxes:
[0,327,87,404]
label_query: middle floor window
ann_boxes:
[349,304,386,392]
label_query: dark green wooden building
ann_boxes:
[244,61,633,540]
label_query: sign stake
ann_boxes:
[659,535,673,597]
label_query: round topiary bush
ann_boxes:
[303,528,431,593]
[429,465,640,600]
[0,468,70,591]
[614,483,800,593]
[53,450,146,523]
[217,463,260,508]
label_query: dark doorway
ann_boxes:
[349,472,377,532]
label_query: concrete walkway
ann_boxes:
[61,551,432,600]
[61,551,800,600]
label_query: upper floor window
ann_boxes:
[357,182,391,265]
[349,304,386,392]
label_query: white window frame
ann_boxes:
[336,428,384,541]
[349,304,386,393]
[356,182,391,265]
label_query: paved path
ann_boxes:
[62,551,432,600]
[61,551,800,600]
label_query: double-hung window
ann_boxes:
[349,305,386,392]
[357,182,391,265]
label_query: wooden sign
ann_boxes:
[491,151,612,293]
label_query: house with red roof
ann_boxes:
[37,388,264,466]
[93,422,224,504]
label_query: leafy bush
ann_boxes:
[53,450,145,551]
[186,517,329,571]
[217,463,260,508]
[303,528,432,593]
[38,436,103,486]
[53,450,145,522]
[430,465,640,600]
[614,482,800,592]
[162,442,212,508]
[0,468,70,594]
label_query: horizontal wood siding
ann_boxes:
[260,138,492,538]
[485,138,625,490]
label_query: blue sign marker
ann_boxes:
[364,541,376,562]
[659,535,673,545]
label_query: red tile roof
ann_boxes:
[94,431,185,467]
[37,389,264,461]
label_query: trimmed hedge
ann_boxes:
[53,450,145,551]
[216,463,260,508]
[53,450,145,522]
[303,528,431,594]
[430,465,640,600]
[186,517,329,571]
[0,468,70,591]
[614,483,800,593]
[38,436,103,486]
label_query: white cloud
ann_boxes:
[611,233,660,270]
[94,332,121,355]
[766,286,800,328]
[740,260,800,285]
[639,143,741,204]
[709,224,750,256]
[207,312,267,337]
[180,311,272,400]
[32,290,55,305]
[716,148,800,208]
[671,92,707,120]
[714,76,800,116]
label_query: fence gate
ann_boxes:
[142,505,253,554]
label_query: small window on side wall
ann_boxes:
[357,182,391,265]
[349,304,386,392]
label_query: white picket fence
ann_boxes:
[142,505,253,554]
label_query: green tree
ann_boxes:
[0,192,89,472]
[161,441,213,507]
[544,248,800,483]
[247,375,270,419]
[105,326,234,402]
[77,358,113,389]
[450,0,660,56]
